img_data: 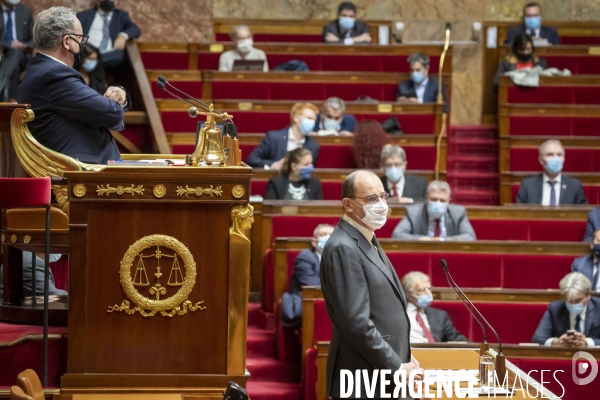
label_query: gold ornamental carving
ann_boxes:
[23,235,31,245]
[1,234,5,243]
[10,234,17,243]
[231,185,245,199]
[176,185,223,198]
[96,184,145,197]
[153,184,167,198]
[107,234,206,317]
[230,204,254,242]
[72,184,87,198]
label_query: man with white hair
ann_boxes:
[532,272,600,347]
[379,144,428,203]
[18,6,128,164]
[516,139,588,205]
[311,97,356,136]
[392,180,476,241]
[218,25,268,72]
[401,271,468,343]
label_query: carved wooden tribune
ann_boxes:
[60,165,252,396]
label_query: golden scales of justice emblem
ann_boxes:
[108,234,206,317]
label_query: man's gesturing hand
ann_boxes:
[104,86,126,106]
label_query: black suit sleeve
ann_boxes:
[23,9,34,49]
[439,311,468,342]
[264,178,280,199]
[583,210,597,242]
[322,21,339,42]
[293,252,321,288]
[532,308,555,344]
[573,181,589,205]
[515,181,529,204]
[310,179,323,200]
[246,135,275,168]
[119,11,141,39]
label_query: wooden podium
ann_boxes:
[59,164,252,397]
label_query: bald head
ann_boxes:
[342,170,381,200]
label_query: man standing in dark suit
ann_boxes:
[246,102,320,170]
[281,224,334,327]
[401,272,468,343]
[322,2,371,44]
[320,170,422,399]
[18,6,129,164]
[0,0,34,100]
[379,144,428,203]
[572,228,600,292]
[77,0,141,69]
[532,272,600,347]
[392,180,476,241]
[516,139,588,205]
[504,3,560,46]
[396,52,448,113]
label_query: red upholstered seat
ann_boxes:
[140,52,189,69]
[503,255,575,289]
[266,54,323,71]
[0,177,51,207]
[386,253,432,277]
[471,303,547,344]
[507,86,573,104]
[304,348,318,400]
[213,81,271,100]
[321,182,343,200]
[544,56,600,74]
[315,145,354,168]
[263,248,275,312]
[509,116,600,137]
[313,299,332,343]
[152,81,203,99]
[272,216,340,238]
[376,217,402,238]
[196,53,221,70]
[430,253,502,288]
[560,36,600,45]
[509,148,600,172]
[430,301,474,340]
[530,221,586,241]
[470,220,530,241]
[250,180,267,196]
[544,56,579,73]
[573,88,600,105]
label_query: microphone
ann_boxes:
[158,75,221,114]
[440,259,507,381]
[157,81,204,110]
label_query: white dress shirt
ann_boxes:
[407,302,433,344]
[342,214,373,242]
[2,4,17,43]
[415,77,429,104]
[541,173,562,206]
[87,10,130,54]
[427,214,446,240]
[38,52,67,66]
[286,127,305,152]
[544,306,595,348]
[386,176,405,198]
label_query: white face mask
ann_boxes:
[352,199,388,230]
[237,38,253,54]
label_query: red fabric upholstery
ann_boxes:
[386,253,431,277]
[353,114,436,134]
[430,253,503,288]
[272,216,340,238]
[507,86,573,104]
[503,255,574,289]
[470,220,530,241]
[560,36,600,45]
[196,53,221,70]
[471,303,547,344]
[571,118,600,136]
[140,52,188,69]
[304,348,318,400]
[573,88,600,105]
[545,56,600,74]
[321,182,343,200]
[250,180,267,196]
[213,81,270,100]
[263,248,275,312]
[313,299,332,343]
[377,217,402,238]
[509,148,600,172]
[530,221,586,242]
[152,81,202,99]
[510,116,600,137]
[0,177,51,207]
[431,301,474,340]
[315,145,354,168]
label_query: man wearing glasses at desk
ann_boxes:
[18,7,129,165]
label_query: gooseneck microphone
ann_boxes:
[157,81,203,110]
[440,259,506,380]
[157,75,222,114]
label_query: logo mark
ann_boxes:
[572,351,598,385]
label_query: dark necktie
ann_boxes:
[593,263,599,291]
[434,219,441,238]
[99,14,110,51]
[549,181,557,206]
[5,9,13,43]
[575,315,582,333]
[371,236,392,275]
[416,310,435,343]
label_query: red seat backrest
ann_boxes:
[509,148,600,172]
[386,253,432,277]
[507,86,573,104]
[272,216,340,238]
[502,255,575,290]
[250,180,267,197]
[471,302,548,344]
[140,52,189,69]
[430,253,503,288]
[529,221,586,242]
[470,219,530,241]
[313,299,332,343]
[321,182,343,200]
[378,217,402,238]
[263,248,275,312]
[431,301,474,339]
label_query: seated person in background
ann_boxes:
[584,207,600,242]
[281,224,334,327]
[493,32,547,91]
[353,119,390,169]
[19,7,129,165]
[311,97,356,136]
[397,52,448,113]
[322,2,371,44]
[571,228,600,292]
[0,253,67,298]
[401,271,468,343]
[265,148,322,200]
[392,180,476,241]
[379,144,428,203]
[76,44,108,94]
[504,2,560,46]
[516,139,588,205]
[77,0,141,69]
[218,25,268,72]
[532,272,600,347]
[246,102,319,170]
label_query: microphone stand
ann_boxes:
[435,23,451,180]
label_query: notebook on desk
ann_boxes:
[232,59,265,71]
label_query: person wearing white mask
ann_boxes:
[310,97,356,136]
[379,144,428,203]
[516,139,588,205]
[401,271,468,344]
[532,272,600,348]
[392,180,476,241]
[320,170,423,399]
[218,25,268,72]
[397,52,448,113]
[281,224,334,327]
[322,2,371,44]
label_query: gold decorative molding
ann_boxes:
[10,234,17,243]
[1,234,5,243]
[229,204,254,242]
[153,184,167,198]
[23,235,31,245]
[175,185,223,198]
[72,184,87,198]
[107,234,206,317]
[96,184,145,197]
[231,185,245,199]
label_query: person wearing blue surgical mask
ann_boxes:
[392,180,476,241]
[265,148,323,200]
[516,139,588,205]
[504,2,560,46]
[379,144,428,203]
[532,272,600,348]
[311,97,357,137]
[76,44,107,95]
[401,271,468,344]
[397,52,448,113]
[322,2,371,44]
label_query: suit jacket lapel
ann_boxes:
[424,308,440,342]
[535,175,544,204]
[585,300,596,335]
[560,303,571,334]
[559,178,568,204]
[425,80,435,101]
[419,204,429,235]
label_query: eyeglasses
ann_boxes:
[67,33,89,45]
[350,192,389,205]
